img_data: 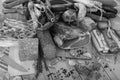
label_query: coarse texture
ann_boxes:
[18,39,38,61]
[0,18,36,39]
[37,30,56,60]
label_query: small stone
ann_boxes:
[104,64,109,68]
[110,69,112,71]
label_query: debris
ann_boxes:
[0,0,120,80]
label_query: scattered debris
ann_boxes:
[0,0,119,80]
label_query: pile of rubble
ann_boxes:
[0,0,120,80]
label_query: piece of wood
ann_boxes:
[37,30,56,60]
[3,0,29,9]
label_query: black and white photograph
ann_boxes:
[0,0,120,80]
